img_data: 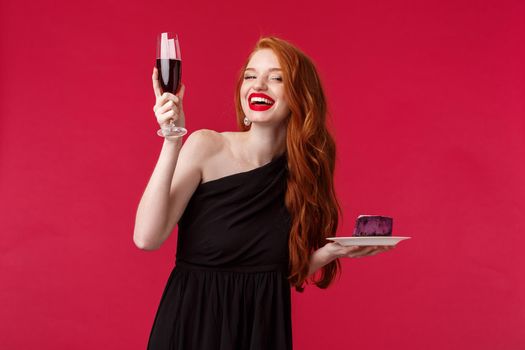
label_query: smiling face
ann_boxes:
[240,49,291,126]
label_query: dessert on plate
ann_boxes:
[352,215,392,237]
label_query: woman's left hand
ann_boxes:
[324,242,395,259]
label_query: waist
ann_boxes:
[175,260,288,274]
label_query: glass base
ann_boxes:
[157,126,188,138]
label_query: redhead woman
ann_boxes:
[134,36,394,350]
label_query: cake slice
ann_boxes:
[352,215,393,236]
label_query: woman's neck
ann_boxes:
[239,124,287,166]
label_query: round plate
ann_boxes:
[326,236,411,246]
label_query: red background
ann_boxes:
[1,0,524,349]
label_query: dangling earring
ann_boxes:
[243,117,251,126]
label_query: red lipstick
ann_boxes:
[248,93,275,111]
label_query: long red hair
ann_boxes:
[234,37,342,292]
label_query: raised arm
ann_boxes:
[134,67,214,250]
[133,130,209,250]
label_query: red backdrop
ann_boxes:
[1,0,524,349]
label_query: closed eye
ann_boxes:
[244,75,282,81]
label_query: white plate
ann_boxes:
[326,236,411,246]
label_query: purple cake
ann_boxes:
[352,215,393,236]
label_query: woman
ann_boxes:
[134,36,393,350]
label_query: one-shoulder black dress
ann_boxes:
[147,153,292,350]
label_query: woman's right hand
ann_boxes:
[152,67,186,131]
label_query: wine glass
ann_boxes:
[156,32,187,138]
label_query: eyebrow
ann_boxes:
[244,68,282,72]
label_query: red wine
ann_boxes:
[156,58,182,94]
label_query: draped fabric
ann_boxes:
[147,153,293,350]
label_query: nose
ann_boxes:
[253,76,268,91]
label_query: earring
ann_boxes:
[243,117,251,126]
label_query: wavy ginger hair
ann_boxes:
[234,37,342,292]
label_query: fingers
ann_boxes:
[151,67,186,129]
[155,105,176,125]
[155,93,180,107]
[352,246,376,257]
[344,245,394,258]
[367,246,391,257]
[153,93,185,127]
[152,66,186,101]
[152,67,162,98]
[155,100,175,114]
[177,83,185,99]
[153,93,181,113]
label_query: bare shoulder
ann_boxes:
[178,128,227,167]
[198,131,250,183]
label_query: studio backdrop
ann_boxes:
[1,0,524,349]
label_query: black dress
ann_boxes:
[147,152,293,350]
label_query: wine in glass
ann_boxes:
[156,32,187,138]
